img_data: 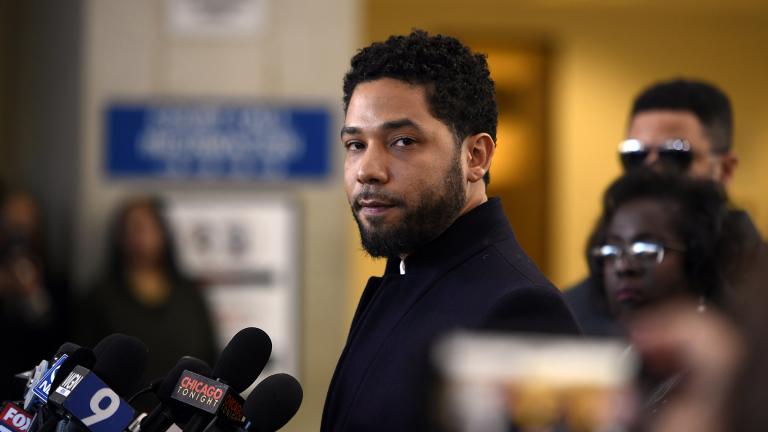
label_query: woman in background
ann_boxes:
[585,169,758,428]
[587,169,748,325]
[77,196,217,382]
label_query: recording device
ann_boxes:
[0,401,33,432]
[91,334,148,399]
[54,344,83,359]
[26,347,76,408]
[174,371,245,432]
[47,365,136,432]
[20,361,48,411]
[211,328,273,394]
[137,357,212,432]
[239,374,303,432]
[34,334,148,432]
[18,343,81,411]
[27,348,96,432]
[181,327,272,432]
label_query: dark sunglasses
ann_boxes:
[618,138,693,173]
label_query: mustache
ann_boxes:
[352,189,405,209]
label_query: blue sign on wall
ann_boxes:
[106,103,332,180]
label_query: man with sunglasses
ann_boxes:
[619,79,738,183]
[565,78,764,336]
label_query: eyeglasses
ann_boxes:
[591,241,685,265]
[618,138,693,173]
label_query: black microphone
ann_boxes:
[16,342,80,381]
[19,342,82,411]
[182,328,272,432]
[28,348,96,432]
[239,374,303,432]
[213,328,273,393]
[54,343,82,359]
[138,357,212,432]
[44,334,148,432]
[92,334,149,399]
[47,349,97,402]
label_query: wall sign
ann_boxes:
[165,197,300,384]
[106,102,331,181]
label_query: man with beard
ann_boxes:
[321,30,580,432]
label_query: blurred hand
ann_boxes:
[628,301,742,432]
[0,256,43,297]
[0,255,50,322]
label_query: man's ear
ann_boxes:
[718,151,738,185]
[465,133,495,183]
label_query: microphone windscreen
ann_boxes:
[54,342,81,359]
[213,327,272,392]
[49,348,96,397]
[158,357,212,403]
[243,373,303,432]
[93,333,149,398]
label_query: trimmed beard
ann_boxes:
[351,150,466,258]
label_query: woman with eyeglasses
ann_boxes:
[583,169,758,426]
[586,169,751,323]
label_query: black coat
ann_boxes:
[321,198,580,431]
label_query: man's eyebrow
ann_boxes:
[340,126,360,137]
[381,118,421,132]
[340,118,423,138]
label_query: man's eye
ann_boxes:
[392,137,415,147]
[345,141,365,151]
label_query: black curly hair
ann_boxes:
[343,29,497,184]
[630,78,733,154]
[586,169,740,307]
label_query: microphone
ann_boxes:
[138,357,212,432]
[25,344,84,411]
[212,328,273,394]
[47,364,136,432]
[20,360,48,410]
[16,343,80,382]
[92,334,149,399]
[0,401,33,432]
[53,343,82,360]
[47,349,97,403]
[45,334,148,432]
[239,374,303,432]
[181,328,272,432]
[27,348,96,432]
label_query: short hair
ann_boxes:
[630,78,733,154]
[343,29,497,184]
[587,169,735,305]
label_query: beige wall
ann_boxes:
[79,1,359,430]
[364,0,768,289]
[547,18,768,287]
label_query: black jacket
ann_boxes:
[321,198,580,431]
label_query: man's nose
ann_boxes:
[644,148,660,165]
[357,144,389,184]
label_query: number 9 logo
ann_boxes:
[81,388,120,426]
